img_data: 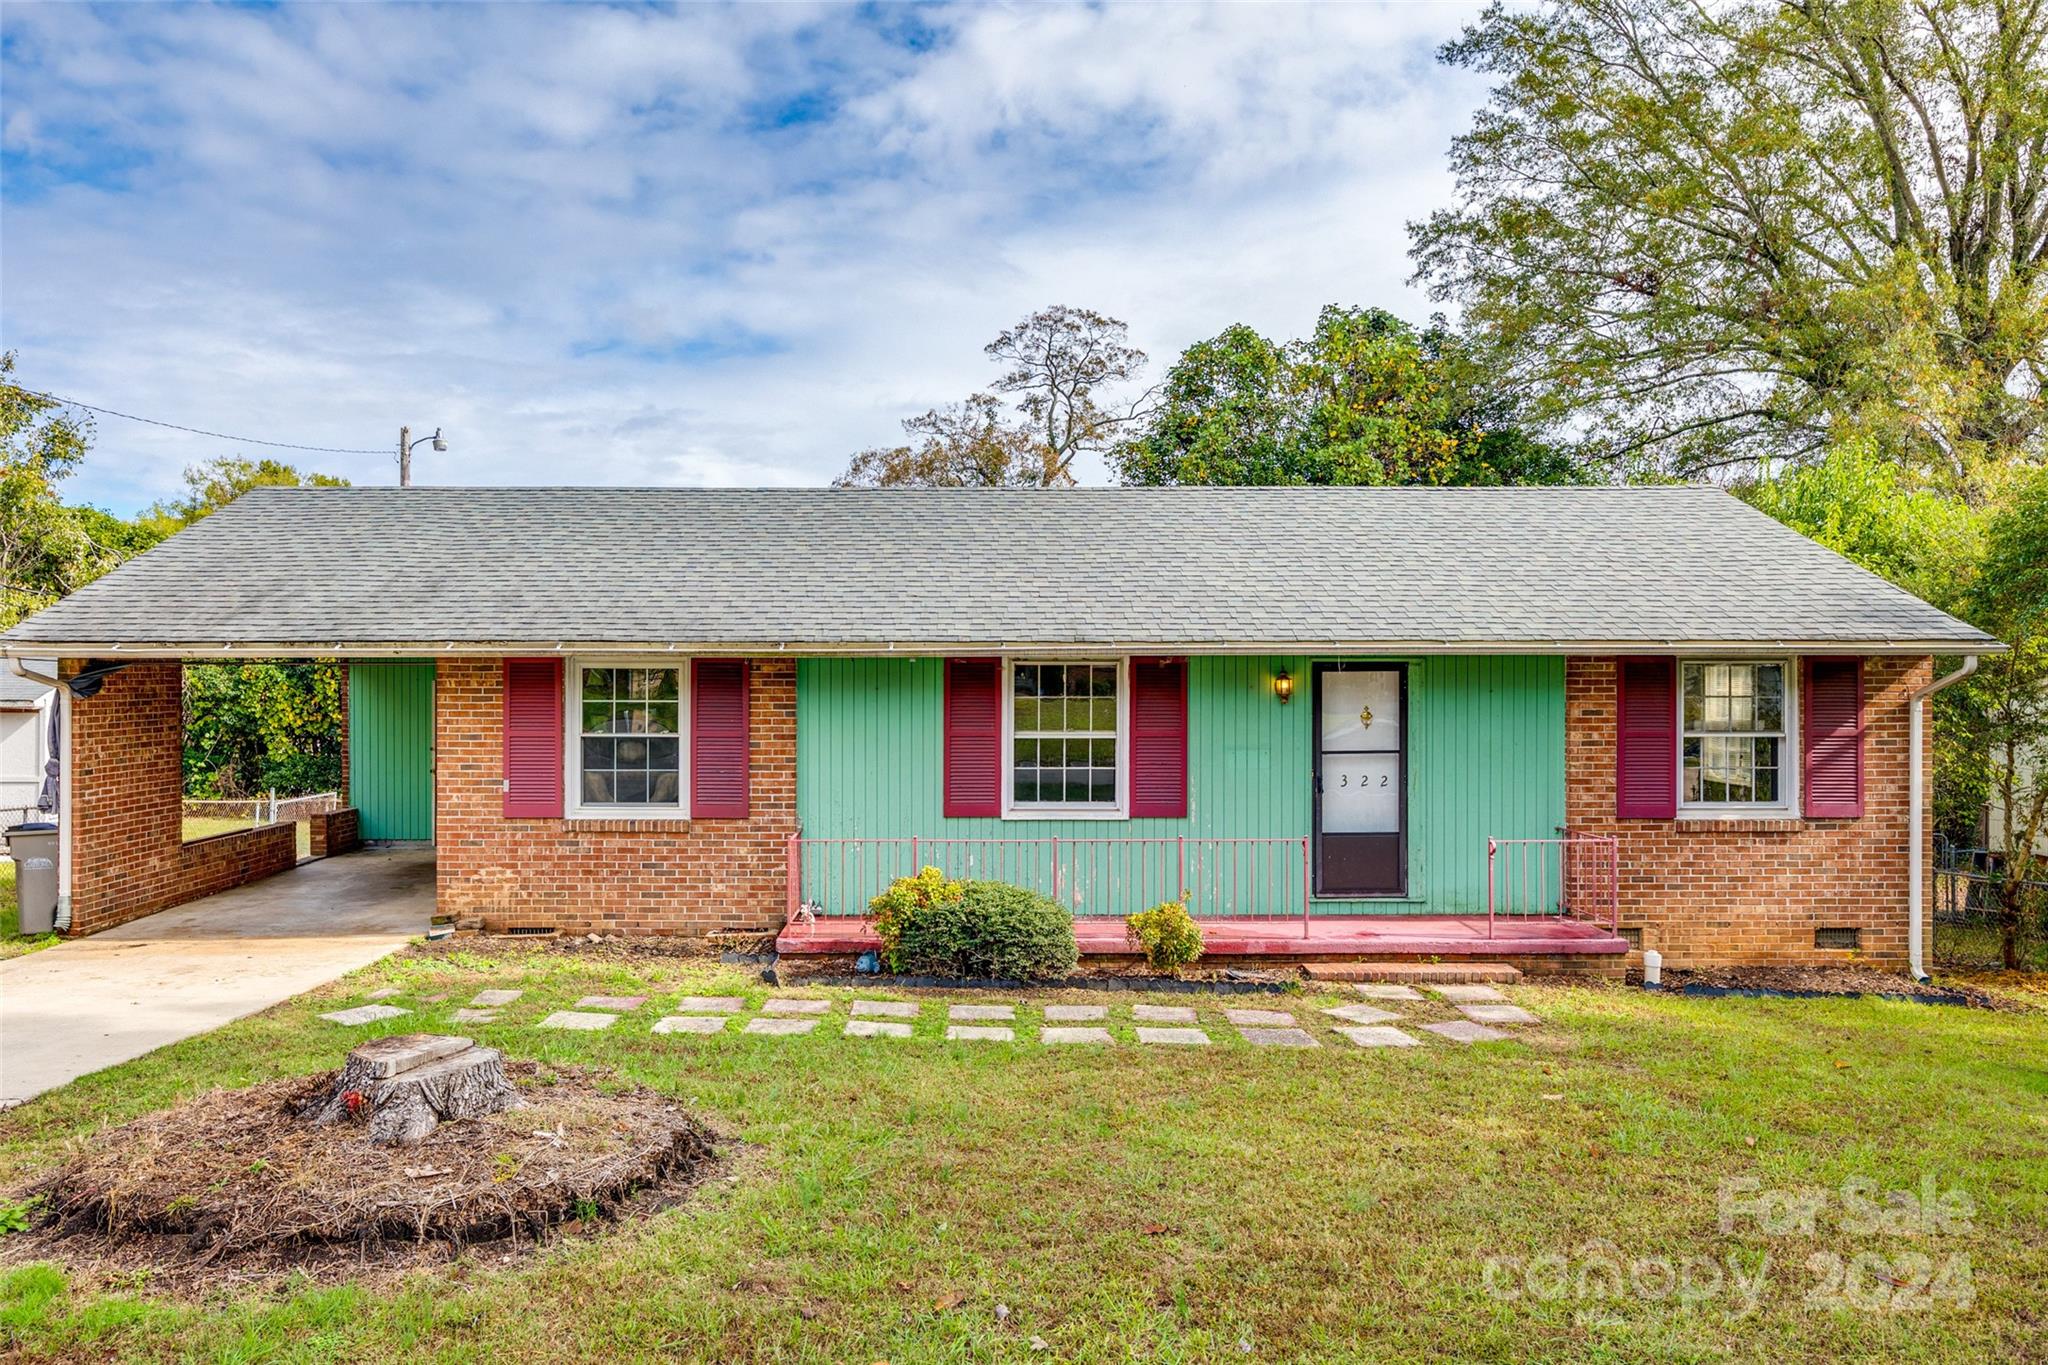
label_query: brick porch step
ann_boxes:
[1302,961,1525,985]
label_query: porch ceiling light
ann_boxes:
[1273,669,1294,704]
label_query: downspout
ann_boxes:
[7,658,70,931]
[1909,655,1978,984]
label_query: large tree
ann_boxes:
[836,306,1151,487]
[0,352,125,628]
[1113,306,1580,486]
[1412,0,2048,491]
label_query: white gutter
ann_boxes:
[1909,655,1979,983]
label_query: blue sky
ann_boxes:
[1,2,1491,513]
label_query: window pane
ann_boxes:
[649,737,679,770]
[1041,666,1065,698]
[582,668,612,700]
[616,737,648,767]
[581,737,612,768]
[1754,766,1778,803]
[1066,770,1091,803]
[1704,695,1730,729]
[1755,666,1784,730]
[1091,737,1115,768]
[650,669,680,702]
[1014,769,1037,804]
[581,770,614,803]
[1036,698,1064,732]
[1682,665,1704,726]
[1014,664,1039,698]
[1066,664,1092,698]
[649,770,680,804]
[1090,768,1115,803]
[616,703,647,733]
[1092,666,1116,697]
[614,771,648,804]
[644,702,678,735]
[582,703,610,734]
[1091,696,1116,731]
[1014,697,1038,733]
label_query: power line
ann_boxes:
[11,386,391,455]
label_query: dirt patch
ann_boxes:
[1635,963,2018,1010]
[4,1062,719,1291]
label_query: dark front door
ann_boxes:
[1313,663,1406,897]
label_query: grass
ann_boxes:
[0,948,2042,1362]
[0,856,57,961]
[181,816,314,861]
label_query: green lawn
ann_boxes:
[0,947,2042,1362]
[181,816,314,861]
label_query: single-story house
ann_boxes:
[0,486,2000,976]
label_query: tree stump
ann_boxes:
[300,1034,521,1146]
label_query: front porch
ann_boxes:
[776,911,1630,960]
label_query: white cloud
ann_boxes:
[0,1,1492,511]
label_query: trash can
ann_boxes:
[6,822,58,935]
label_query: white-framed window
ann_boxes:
[1003,658,1128,818]
[565,658,690,819]
[1680,660,1796,813]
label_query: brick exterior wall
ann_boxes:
[64,660,297,936]
[433,657,797,936]
[1564,655,1930,969]
[309,807,361,858]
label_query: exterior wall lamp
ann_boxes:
[1273,669,1294,704]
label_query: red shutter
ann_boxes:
[502,657,563,819]
[691,658,750,818]
[1616,656,1677,819]
[943,658,1001,817]
[1802,657,1864,819]
[1129,657,1188,818]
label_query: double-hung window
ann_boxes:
[1006,660,1124,815]
[570,662,687,815]
[1680,661,1792,811]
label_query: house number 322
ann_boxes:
[1337,774,1390,787]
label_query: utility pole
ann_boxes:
[398,425,447,487]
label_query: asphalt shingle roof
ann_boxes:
[0,486,1997,655]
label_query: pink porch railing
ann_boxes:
[788,835,1314,936]
[1486,833,1620,936]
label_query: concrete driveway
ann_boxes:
[0,847,431,1105]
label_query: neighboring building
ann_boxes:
[0,660,55,819]
[0,486,2002,971]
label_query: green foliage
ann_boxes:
[0,352,133,628]
[868,866,965,964]
[182,662,344,798]
[1125,900,1204,973]
[1411,0,2048,488]
[884,878,1078,980]
[1113,307,1579,487]
[0,1196,39,1236]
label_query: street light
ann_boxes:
[397,425,447,487]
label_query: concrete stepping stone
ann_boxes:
[1239,1027,1319,1048]
[364,987,403,1000]
[744,1017,819,1036]
[1135,1027,1209,1046]
[576,994,646,1011]
[675,995,745,1014]
[1334,1025,1420,1048]
[1042,1026,1114,1044]
[1044,1003,1106,1022]
[539,1010,617,1031]
[1353,983,1424,1001]
[653,1015,729,1035]
[1458,1003,1540,1026]
[1421,1019,1512,1044]
[845,1019,913,1039]
[449,1008,499,1024]
[946,1024,1014,1042]
[1430,984,1507,1003]
[470,989,523,1007]
[1132,1004,1196,1023]
[1324,1003,1400,1025]
[762,997,831,1015]
[948,1003,1015,1022]
[1225,1008,1296,1027]
[320,1004,409,1026]
[851,1000,918,1018]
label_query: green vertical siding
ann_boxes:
[796,654,1564,915]
[348,662,435,841]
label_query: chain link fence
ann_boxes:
[1934,838,2048,971]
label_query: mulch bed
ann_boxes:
[1635,963,2017,1010]
[4,1062,719,1290]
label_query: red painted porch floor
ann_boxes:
[776,914,1630,959]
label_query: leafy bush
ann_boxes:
[1126,900,1204,973]
[869,866,964,963]
[884,879,1078,980]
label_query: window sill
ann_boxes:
[1675,815,1805,834]
[1000,808,1129,822]
[561,814,692,833]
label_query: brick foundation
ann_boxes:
[309,807,361,858]
[64,661,297,936]
[433,658,796,936]
[1564,655,1929,969]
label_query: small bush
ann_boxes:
[886,879,1078,980]
[869,866,965,964]
[1126,900,1204,973]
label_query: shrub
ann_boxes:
[886,879,1078,980]
[869,866,964,963]
[1126,900,1204,973]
